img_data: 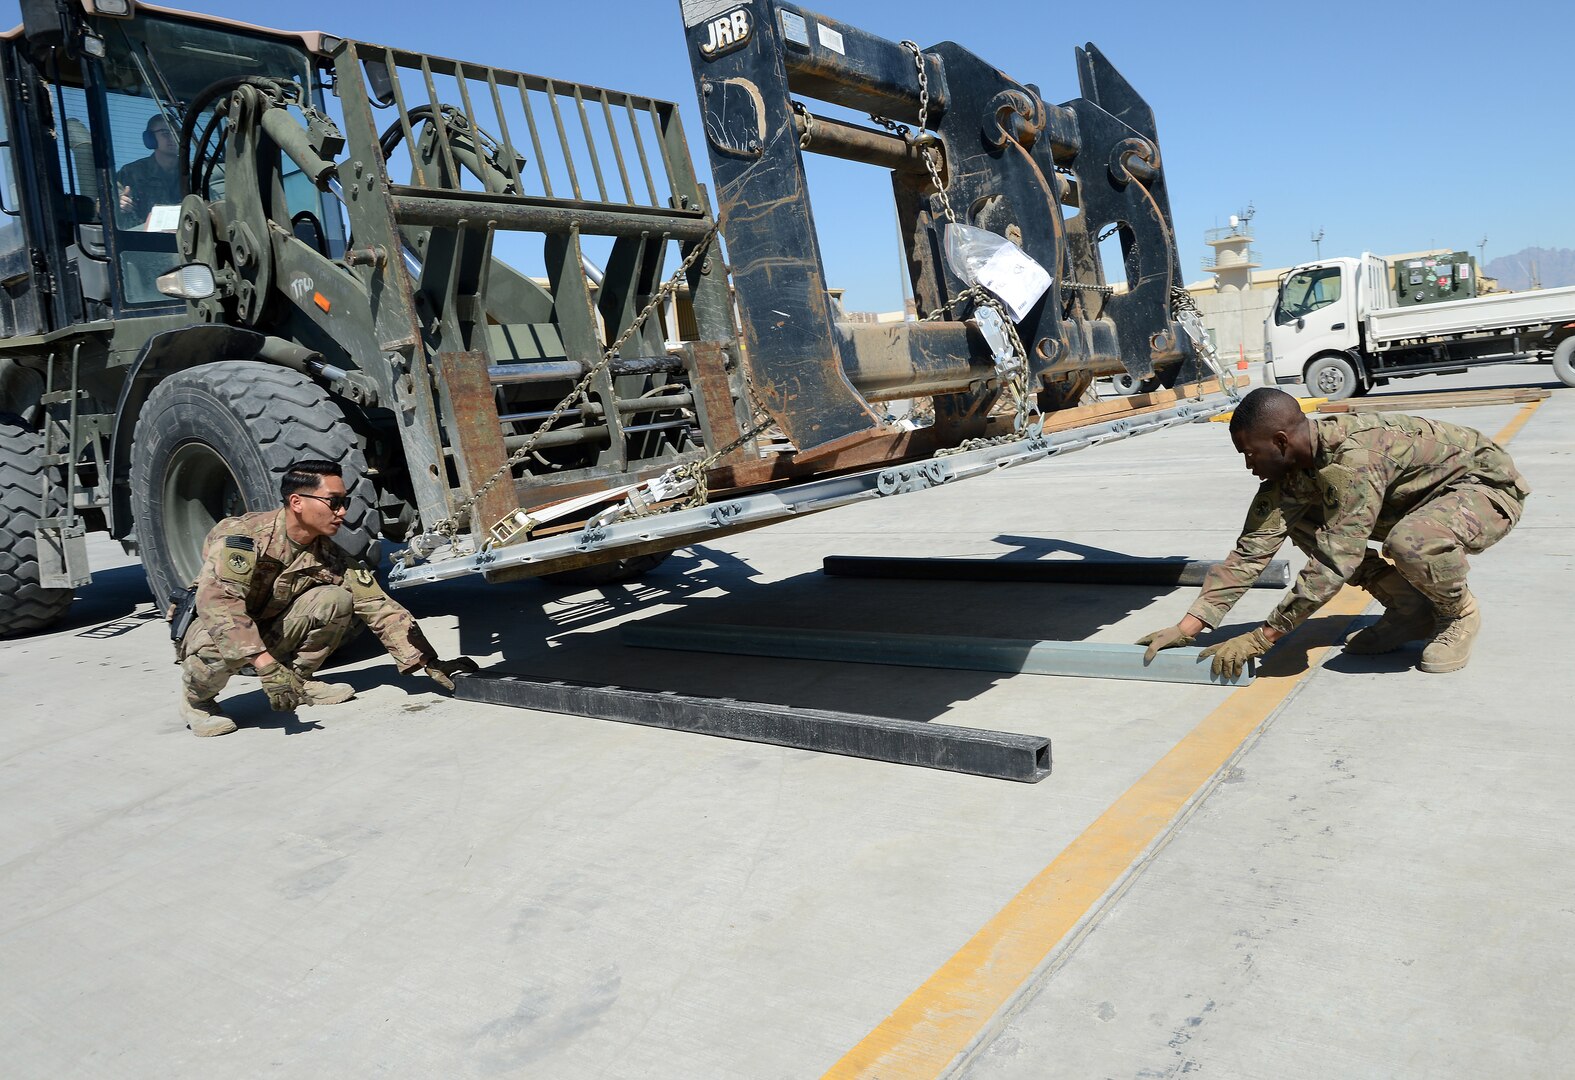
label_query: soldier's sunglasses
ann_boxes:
[295,493,352,513]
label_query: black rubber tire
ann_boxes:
[1553,337,1575,389]
[541,551,672,587]
[1305,353,1361,401]
[0,416,74,636]
[128,362,378,606]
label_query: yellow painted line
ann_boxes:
[823,590,1371,1079]
[1493,399,1544,444]
[825,400,1545,1080]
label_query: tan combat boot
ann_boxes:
[299,675,356,706]
[1419,590,1481,674]
[181,694,238,737]
[1346,567,1436,655]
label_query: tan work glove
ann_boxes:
[1136,624,1196,664]
[1198,627,1274,680]
[257,660,309,712]
[424,656,479,691]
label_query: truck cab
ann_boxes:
[1262,254,1386,397]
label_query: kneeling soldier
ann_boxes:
[177,458,476,736]
[1139,388,1530,678]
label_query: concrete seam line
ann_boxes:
[823,399,1546,1080]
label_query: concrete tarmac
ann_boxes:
[2,368,1570,1078]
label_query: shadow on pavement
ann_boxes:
[440,540,1236,726]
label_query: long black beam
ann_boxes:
[454,673,1051,783]
[821,555,1292,588]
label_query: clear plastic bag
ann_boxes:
[942,223,1052,322]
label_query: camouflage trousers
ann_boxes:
[1379,485,1521,613]
[1282,484,1521,615]
[181,585,355,703]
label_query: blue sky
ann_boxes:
[7,0,1566,311]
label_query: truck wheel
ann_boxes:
[1306,354,1361,400]
[0,415,74,636]
[1553,338,1575,389]
[541,551,672,587]
[129,362,379,606]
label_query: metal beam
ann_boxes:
[453,673,1051,783]
[822,555,1292,588]
[620,623,1254,687]
[389,395,1234,588]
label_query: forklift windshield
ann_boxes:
[58,12,316,308]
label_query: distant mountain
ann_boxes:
[1485,247,1575,291]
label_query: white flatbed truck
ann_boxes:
[1262,254,1575,399]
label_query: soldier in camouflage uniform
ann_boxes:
[178,459,477,737]
[1139,388,1529,678]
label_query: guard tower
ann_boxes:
[1204,205,1260,291]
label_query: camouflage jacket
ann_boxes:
[1189,412,1530,634]
[115,154,182,227]
[192,509,436,672]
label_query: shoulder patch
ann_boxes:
[217,544,257,586]
[346,562,383,599]
[1244,485,1286,533]
[223,535,255,551]
[1317,462,1358,511]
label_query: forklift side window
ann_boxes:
[1274,266,1342,325]
[0,95,43,339]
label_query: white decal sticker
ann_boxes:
[682,0,750,29]
[780,10,809,47]
[698,7,754,58]
[817,24,845,55]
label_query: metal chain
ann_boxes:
[1170,285,1242,402]
[901,39,956,226]
[896,40,1036,444]
[867,114,910,138]
[591,380,775,528]
[425,227,719,542]
[791,101,815,150]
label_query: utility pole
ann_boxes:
[1310,228,1324,259]
[1478,234,1488,267]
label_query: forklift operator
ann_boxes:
[175,459,478,737]
[1137,388,1529,678]
[116,114,182,227]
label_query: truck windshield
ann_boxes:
[1275,266,1342,325]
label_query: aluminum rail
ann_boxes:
[453,672,1052,783]
[620,623,1254,686]
[388,394,1234,589]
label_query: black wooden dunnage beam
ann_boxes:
[454,673,1051,783]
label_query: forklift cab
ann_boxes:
[1,0,340,339]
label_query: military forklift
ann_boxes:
[0,0,1223,636]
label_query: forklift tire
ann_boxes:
[541,552,672,587]
[1553,338,1575,389]
[129,362,379,606]
[1305,354,1361,401]
[0,415,74,637]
